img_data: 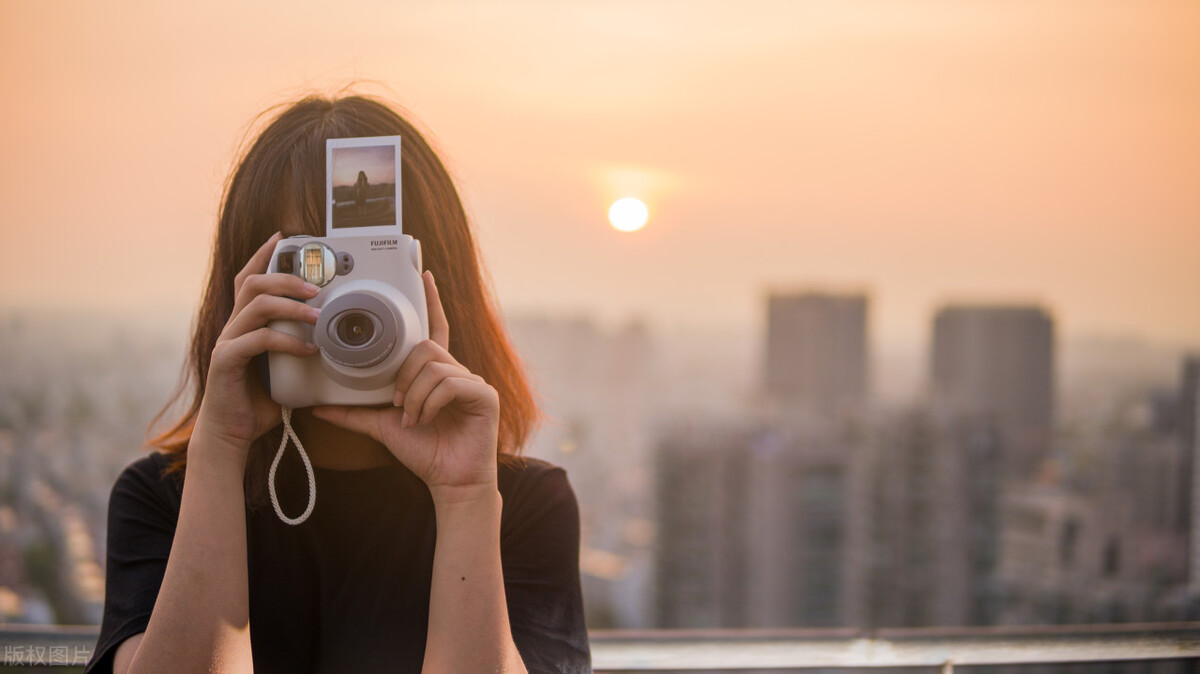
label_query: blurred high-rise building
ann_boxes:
[764,292,869,415]
[744,421,869,628]
[653,418,867,629]
[1180,356,1200,594]
[1183,357,1200,451]
[931,305,1054,480]
[866,412,1003,628]
[653,423,753,628]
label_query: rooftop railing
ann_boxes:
[1,622,1198,670]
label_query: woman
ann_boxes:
[354,169,370,209]
[85,95,591,673]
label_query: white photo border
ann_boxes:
[325,135,403,238]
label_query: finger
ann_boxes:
[310,406,387,443]
[392,340,459,404]
[212,327,318,369]
[394,351,483,404]
[231,273,320,320]
[225,294,320,340]
[399,361,465,427]
[424,271,450,350]
[393,367,483,408]
[416,377,498,426]
[234,232,283,298]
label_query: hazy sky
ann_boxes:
[2,0,1197,349]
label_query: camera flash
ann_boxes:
[300,242,336,287]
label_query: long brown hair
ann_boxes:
[152,95,538,500]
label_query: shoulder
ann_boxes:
[108,451,183,524]
[498,456,576,506]
[114,451,183,497]
[496,456,580,539]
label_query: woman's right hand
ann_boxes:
[193,232,322,460]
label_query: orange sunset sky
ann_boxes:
[2,0,1197,349]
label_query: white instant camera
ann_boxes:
[264,135,429,408]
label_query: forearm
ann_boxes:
[422,485,526,674]
[128,431,253,673]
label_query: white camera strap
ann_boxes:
[268,406,316,525]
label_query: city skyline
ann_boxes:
[1,0,1198,351]
[2,246,1197,639]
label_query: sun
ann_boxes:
[608,197,649,232]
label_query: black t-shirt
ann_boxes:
[84,450,591,673]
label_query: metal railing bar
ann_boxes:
[1,622,1197,669]
[587,623,1200,670]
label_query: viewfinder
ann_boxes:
[299,242,336,286]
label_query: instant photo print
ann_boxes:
[263,135,428,408]
[326,135,403,237]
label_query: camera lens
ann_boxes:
[315,294,398,369]
[335,312,376,347]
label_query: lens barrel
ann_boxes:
[315,293,400,369]
[335,312,376,347]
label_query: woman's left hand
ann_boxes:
[311,271,500,500]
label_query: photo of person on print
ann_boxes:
[330,141,399,230]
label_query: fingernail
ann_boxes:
[303,282,320,295]
[393,391,404,407]
[400,411,411,427]
[306,342,319,352]
[307,306,321,322]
